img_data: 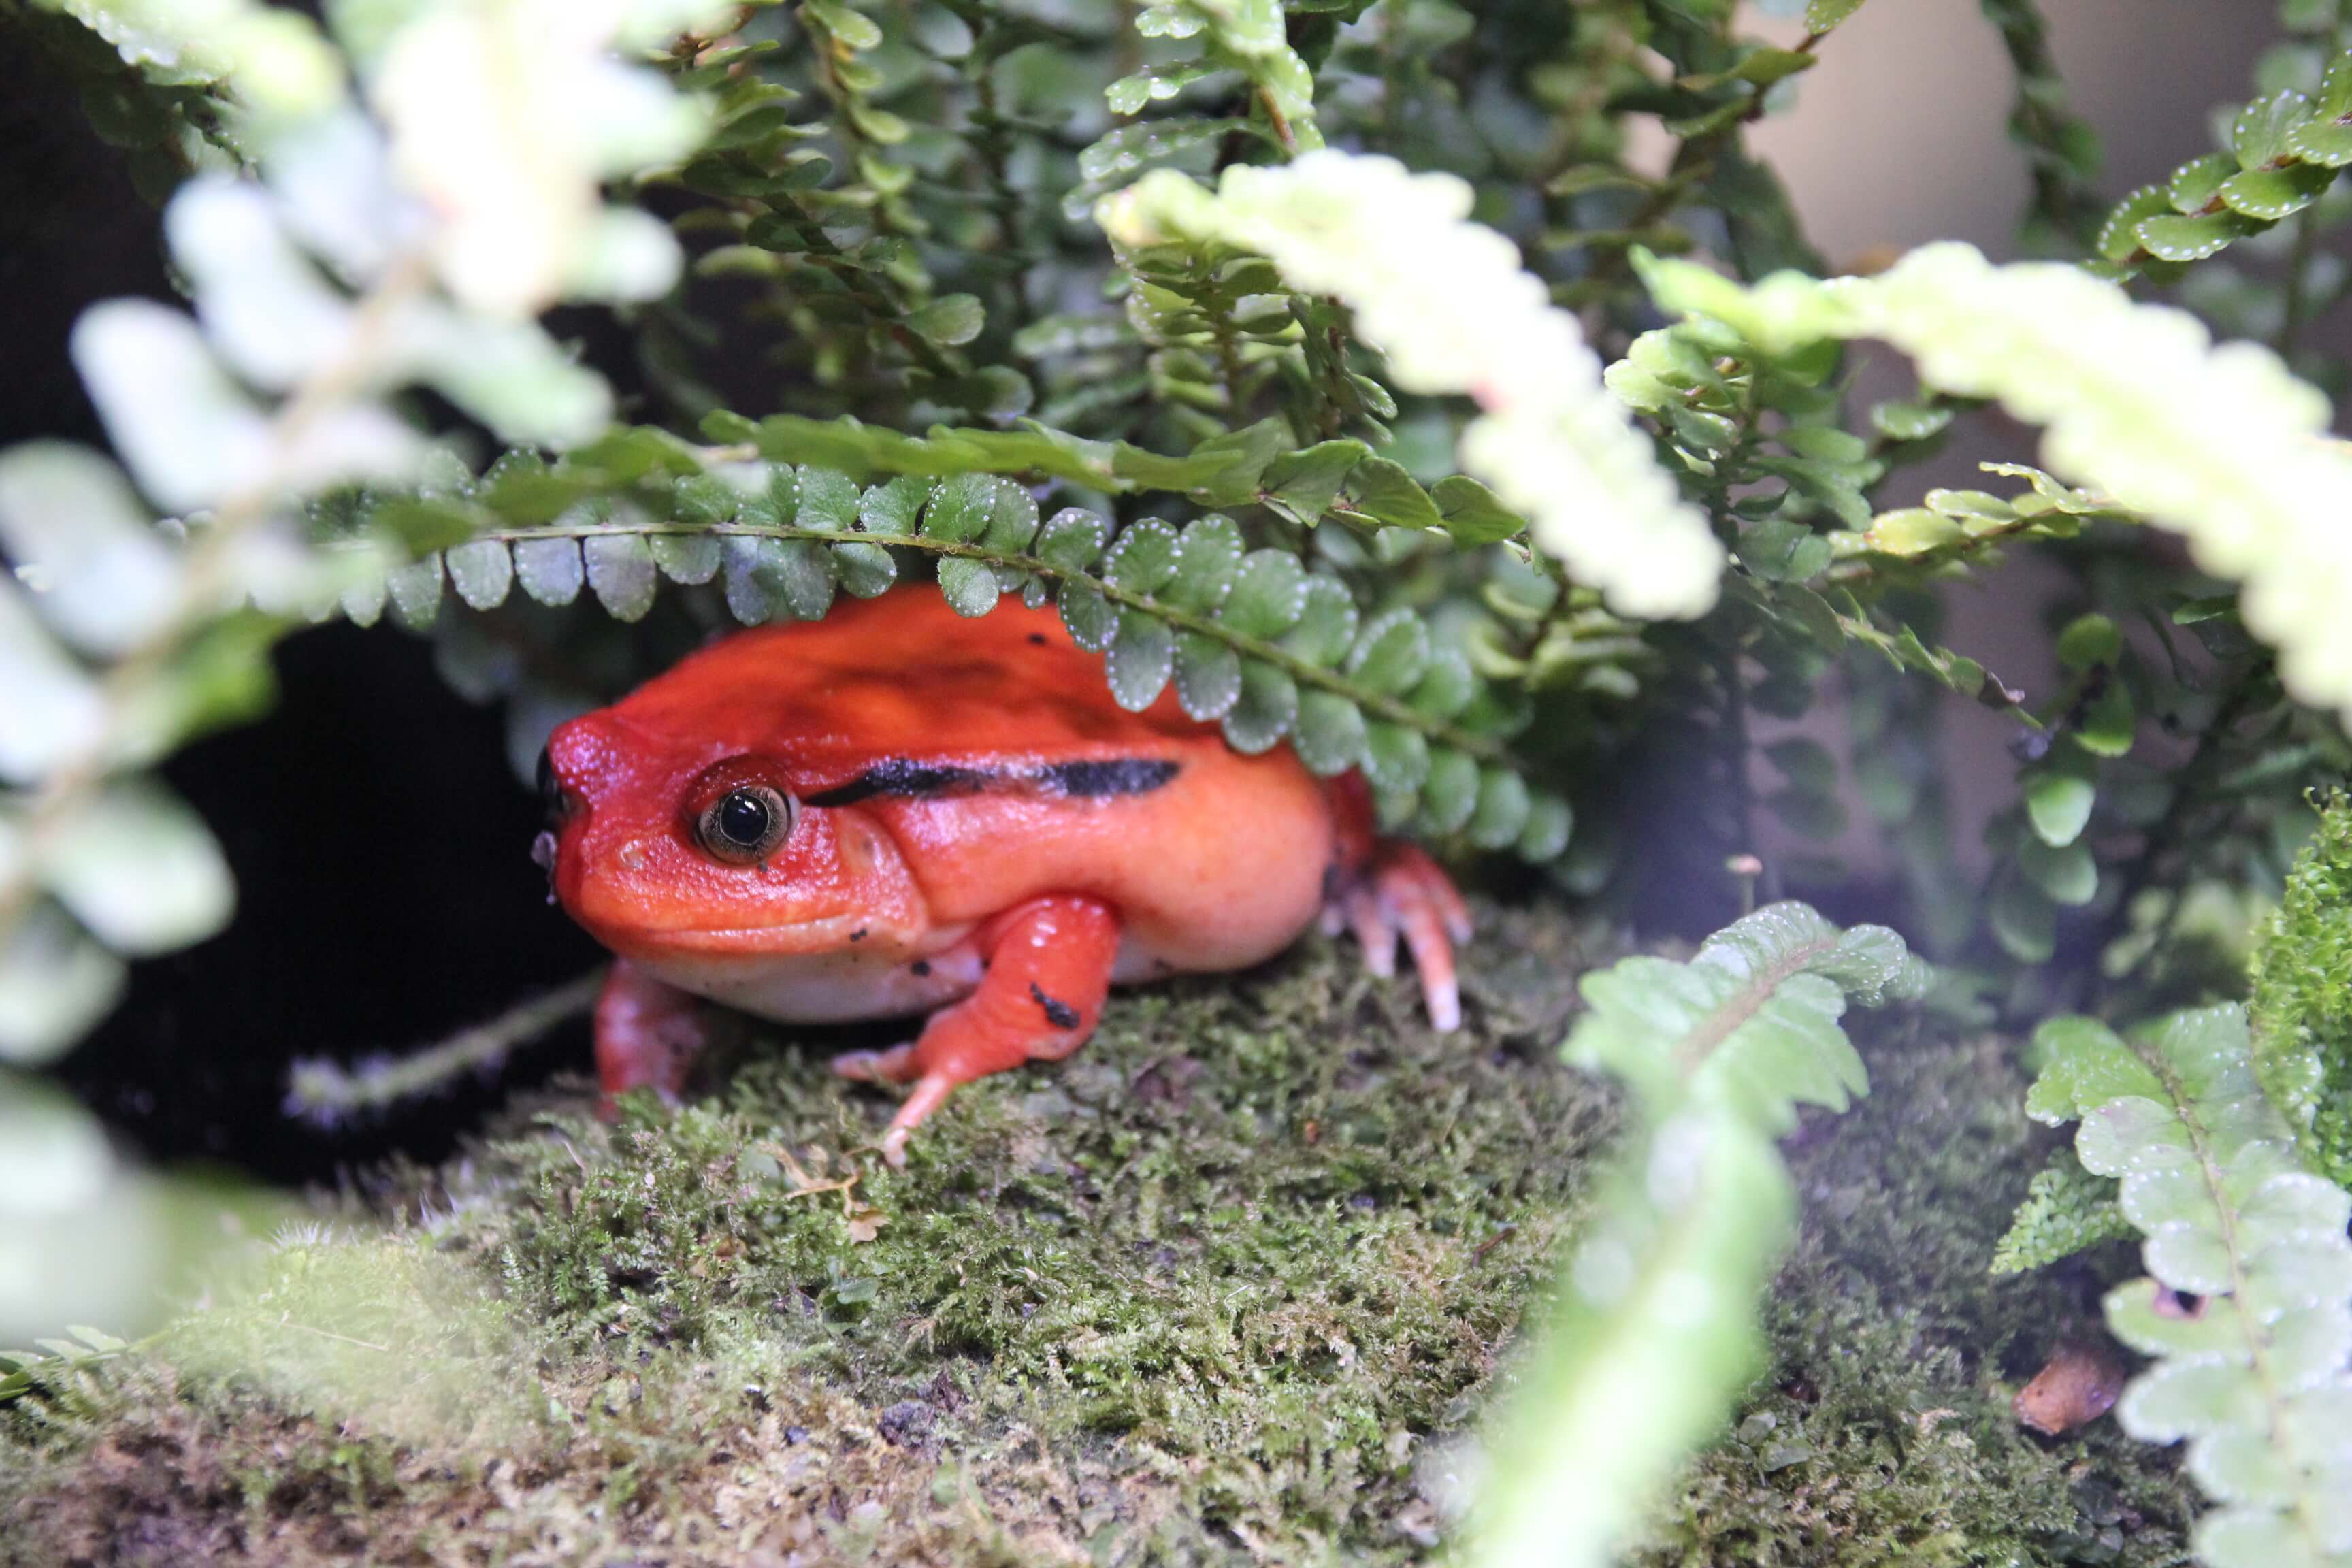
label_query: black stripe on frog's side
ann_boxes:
[805,760,999,806]
[1037,758,1181,797]
[805,755,1181,807]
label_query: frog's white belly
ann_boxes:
[639,928,1175,1023]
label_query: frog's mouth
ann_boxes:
[629,939,985,1025]
[540,808,884,956]
[590,912,894,959]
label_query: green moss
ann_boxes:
[1,903,2193,1566]
[1647,1031,2195,1567]
[2249,788,2352,1188]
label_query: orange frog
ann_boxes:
[540,588,1469,1160]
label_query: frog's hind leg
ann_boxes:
[593,958,708,1117]
[832,896,1118,1164]
[1324,775,1473,1032]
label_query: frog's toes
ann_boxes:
[832,1042,921,1085]
[1328,843,1473,1032]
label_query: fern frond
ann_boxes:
[1991,1149,2134,1275]
[348,459,1575,860]
[0,1325,135,1411]
[1831,462,2132,574]
[2088,67,2350,276]
[1977,0,2106,250]
[1469,903,1925,1568]
[697,411,1534,541]
[284,969,604,1127]
[1565,902,1923,1125]
[1641,242,2352,728]
[2027,1007,2352,1568]
[33,0,344,121]
[1098,153,1726,620]
[1110,0,1321,155]
[0,1,740,1058]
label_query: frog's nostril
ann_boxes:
[532,830,561,904]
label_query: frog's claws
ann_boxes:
[877,1075,963,1166]
[831,1042,921,1085]
[1328,841,1472,1032]
[831,1046,937,1167]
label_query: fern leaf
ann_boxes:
[1471,903,1924,1568]
[423,461,1577,860]
[2085,67,2352,276]
[719,410,1530,543]
[1567,901,1925,1129]
[1992,1149,2135,1275]
[2025,1006,2352,1568]
[1474,1107,1794,1568]
[1109,0,1321,154]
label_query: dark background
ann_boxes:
[0,1,2289,1183]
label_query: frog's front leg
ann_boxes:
[594,958,707,1116]
[832,896,1117,1163]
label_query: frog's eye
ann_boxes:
[536,747,573,825]
[696,783,794,864]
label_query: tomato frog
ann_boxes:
[539,587,1470,1162]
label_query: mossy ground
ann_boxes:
[2,900,2194,1567]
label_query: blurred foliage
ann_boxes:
[2025,1007,2352,1568]
[361,453,1574,847]
[3,0,2352,1563]
[0,1079,284,1350]
[1100,153,1725,619]
[1469,901,1925,1567]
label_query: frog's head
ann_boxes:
[540,707,921,960]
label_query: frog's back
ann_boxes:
[620,589,1228,756]
[615,590,1335,969]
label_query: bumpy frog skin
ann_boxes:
[542,588,1469,1160]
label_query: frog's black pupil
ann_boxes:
[719,791,772,847]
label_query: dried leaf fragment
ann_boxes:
[2013,1339,2128,1435]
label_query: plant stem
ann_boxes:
[1256,85,1296,155]
[284,968,606,1123]
[2278,204,2321,359]
[1979,0,2105,250]
[2093,662,2268,1000]
[968,54,1034,335]
[1203,259,1251,422]
[2274,0,2352,358]
[1720,634,1761,888]
[1573,33,1820,319]
[1705,368,1764,885]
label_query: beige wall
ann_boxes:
[1733,1,2283,870]
[1750,0,2278,264]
